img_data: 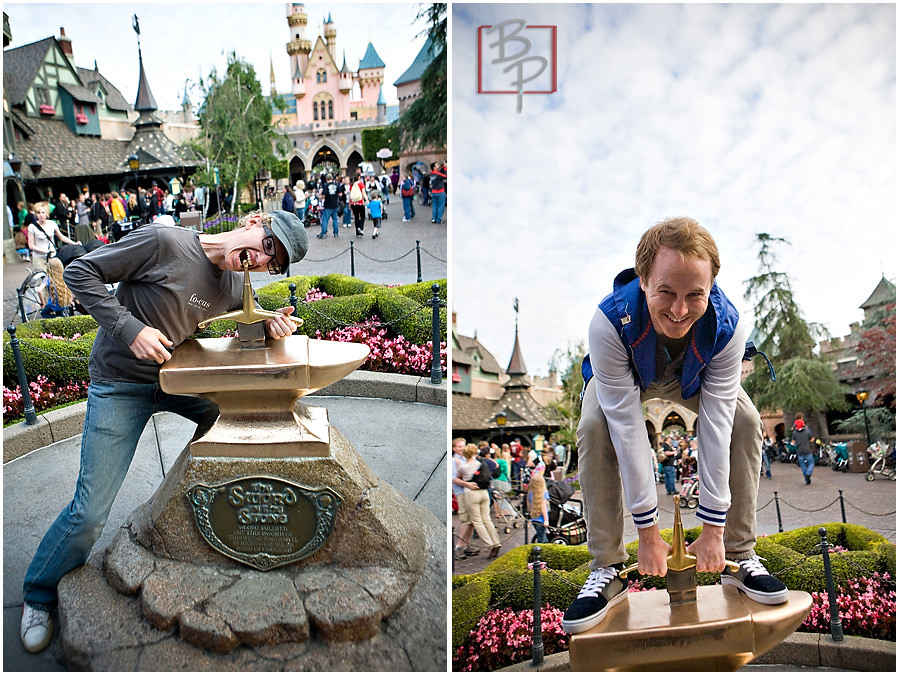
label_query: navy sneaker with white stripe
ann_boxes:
[721,555,789,604]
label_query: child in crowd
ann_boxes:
[14,226,30,261]
[528,465,550,543]
[367,190,383,239]
[41,257,75,318]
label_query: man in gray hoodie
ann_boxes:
[20,211,308,654]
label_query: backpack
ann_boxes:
[349,182,363,202]
[471,460,493,490]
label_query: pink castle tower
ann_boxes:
[284,4,384,127]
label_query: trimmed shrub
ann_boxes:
[451,578,491,648]
[3,331,94,384]
[299,294,379,336]
[374,287,446,345]
[316,273,380,297]
[255,275,321,311]
[395,279,447,305]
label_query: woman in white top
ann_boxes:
[27,201,81,271]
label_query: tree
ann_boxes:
[546,342,586,463]
[742,234,848,428]
[187,53,289,213]
[396,3,446,152]
[853,300,896,408]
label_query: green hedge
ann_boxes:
[395,279,447,305]
[3,324,96,384]
[451,524,896,646]
[452,578,491,648]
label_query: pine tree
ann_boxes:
[742,234,848,428]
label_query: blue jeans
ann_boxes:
[761,449,772,477]
[402,196,413,220]
[321,208,338,236]
[23,380,218,609]
[662,465,676,494]
[797,453,814,479]
[431,191,446,222]
[342,204,351,226]
[531,521,548,543]
[295,205,306,222]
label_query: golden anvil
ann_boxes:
[569,496,813,671]
[160,260,369,457]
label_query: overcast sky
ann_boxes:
[5,1,428,112]
[452,3,896,377]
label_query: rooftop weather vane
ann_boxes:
[132,14,141,54]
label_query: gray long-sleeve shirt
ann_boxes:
[64,224,244,384]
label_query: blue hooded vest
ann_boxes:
[582,268,740,400]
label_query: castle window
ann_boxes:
[317,68,327,84]
[313,104,318,121]
[328,100,333,119]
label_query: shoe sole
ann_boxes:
[721,575,789,604]
[561,589,627,634]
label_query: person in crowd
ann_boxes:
[660,439,678,495]
[458,443,502,558]
[528,465,550,543]
[562,216,788,635]
[17,201,30,227]
[90,192,109,237]
[54,193,72,238]
[792,414,815,485]
[390,168,400,195]
[294,181,307,224]
[340,176,352,228]
[281,184,295,214]
[380,174,391,204]
[761,432,774,479]
[27,202,81,271]
[20,210,308,655]
[451,437,480,561]
[14,226,31,261]
[680,447,697,479]
[348,173,369,237]
[430,161,447,224]
[367,190,383,239]
[317,173,342,239]
[400,173,417,222]
[40,257,76,318]
[109,191,126,223]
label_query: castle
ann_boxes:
[275,4,394,184]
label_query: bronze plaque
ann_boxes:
[185,476,342,571]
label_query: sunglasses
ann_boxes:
[261,223,284,275]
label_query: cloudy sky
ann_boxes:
[452,3,896,377]
[5,1,428,111]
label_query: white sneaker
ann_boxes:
[21,603,53,653]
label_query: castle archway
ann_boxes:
[289,156,307,186]
[310,144,340,176]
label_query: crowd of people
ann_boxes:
[285,161,447,240]
[451,435,568,560]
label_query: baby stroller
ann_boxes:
[491,481,525,534]
[866,441,896,482]
[303,196,320,229]
[545,480,586,546]
[830,442,849,472]
[679,474,699,509]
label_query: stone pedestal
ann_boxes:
[56,425,445,669]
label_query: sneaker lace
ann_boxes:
[23,605,48,630]
[739,555,770,577]
[577,566,617,599]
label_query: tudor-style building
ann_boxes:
[3,19,198,260]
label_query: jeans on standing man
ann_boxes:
[23,381,218,609]
[431,191,446,223]
[320,208,338,237]
[662,463,676,495]
[402,195,414,221]
[797,453,815,484]
[761,447,772,478]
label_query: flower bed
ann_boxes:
[452,524,896,670]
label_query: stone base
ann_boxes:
[55,427,446,670]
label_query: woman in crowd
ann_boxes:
[528,465,550,543]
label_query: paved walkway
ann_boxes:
[452,462,896,575]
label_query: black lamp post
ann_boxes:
[495,409,508,447]
[8,152,22,174]
[128,153,140,190]
[855,389,872,446]
[28,155,42,180]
